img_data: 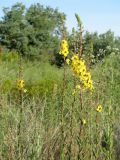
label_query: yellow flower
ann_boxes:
[71,54,93,90]
[23,89,27,93]
[96,105,102,112]
[82,119,86,125]
[59,39,69,57]
[75,85,81,90]
[16,79,24,90]
[60,39,68,46]
[66,58,70,65]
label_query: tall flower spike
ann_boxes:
[71,54,93,90]
[59,39,69,58]
[16,79,24,91]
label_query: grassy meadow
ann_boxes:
[0,51,120,160]
[0,2,120,160]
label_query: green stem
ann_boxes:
[60,58,66,160]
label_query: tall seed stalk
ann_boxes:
[69,27,77,159]
[60,15,67,160]
[75,14,85,159]
[17,53,24,157]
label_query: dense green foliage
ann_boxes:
[1,2,120,64]
[68,29,120,64]
[84,30,120,59]
[0,3,65,58]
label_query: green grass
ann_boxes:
[0,53,120,159]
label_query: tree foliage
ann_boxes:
[84,30,117,60]
[0,3,120,63]
[0,3,65,58]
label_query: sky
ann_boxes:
[0,0,120,36]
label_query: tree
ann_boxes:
[0,3,26,50]
[84,30,116,60]
[0,3,65,59]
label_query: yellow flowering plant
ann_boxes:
[96,105,102,112]
[71,54,93,90]
[16,79,24,90]
[82,119,87,125]
[59,39,69,58]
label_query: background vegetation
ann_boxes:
[0,2,120,160]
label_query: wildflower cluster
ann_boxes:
[59,39,69,57]
[71,54,93,90]
[16,79,24,90]
[66,58,70,65]
[96,105,102,112]
[82,119,86,125]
